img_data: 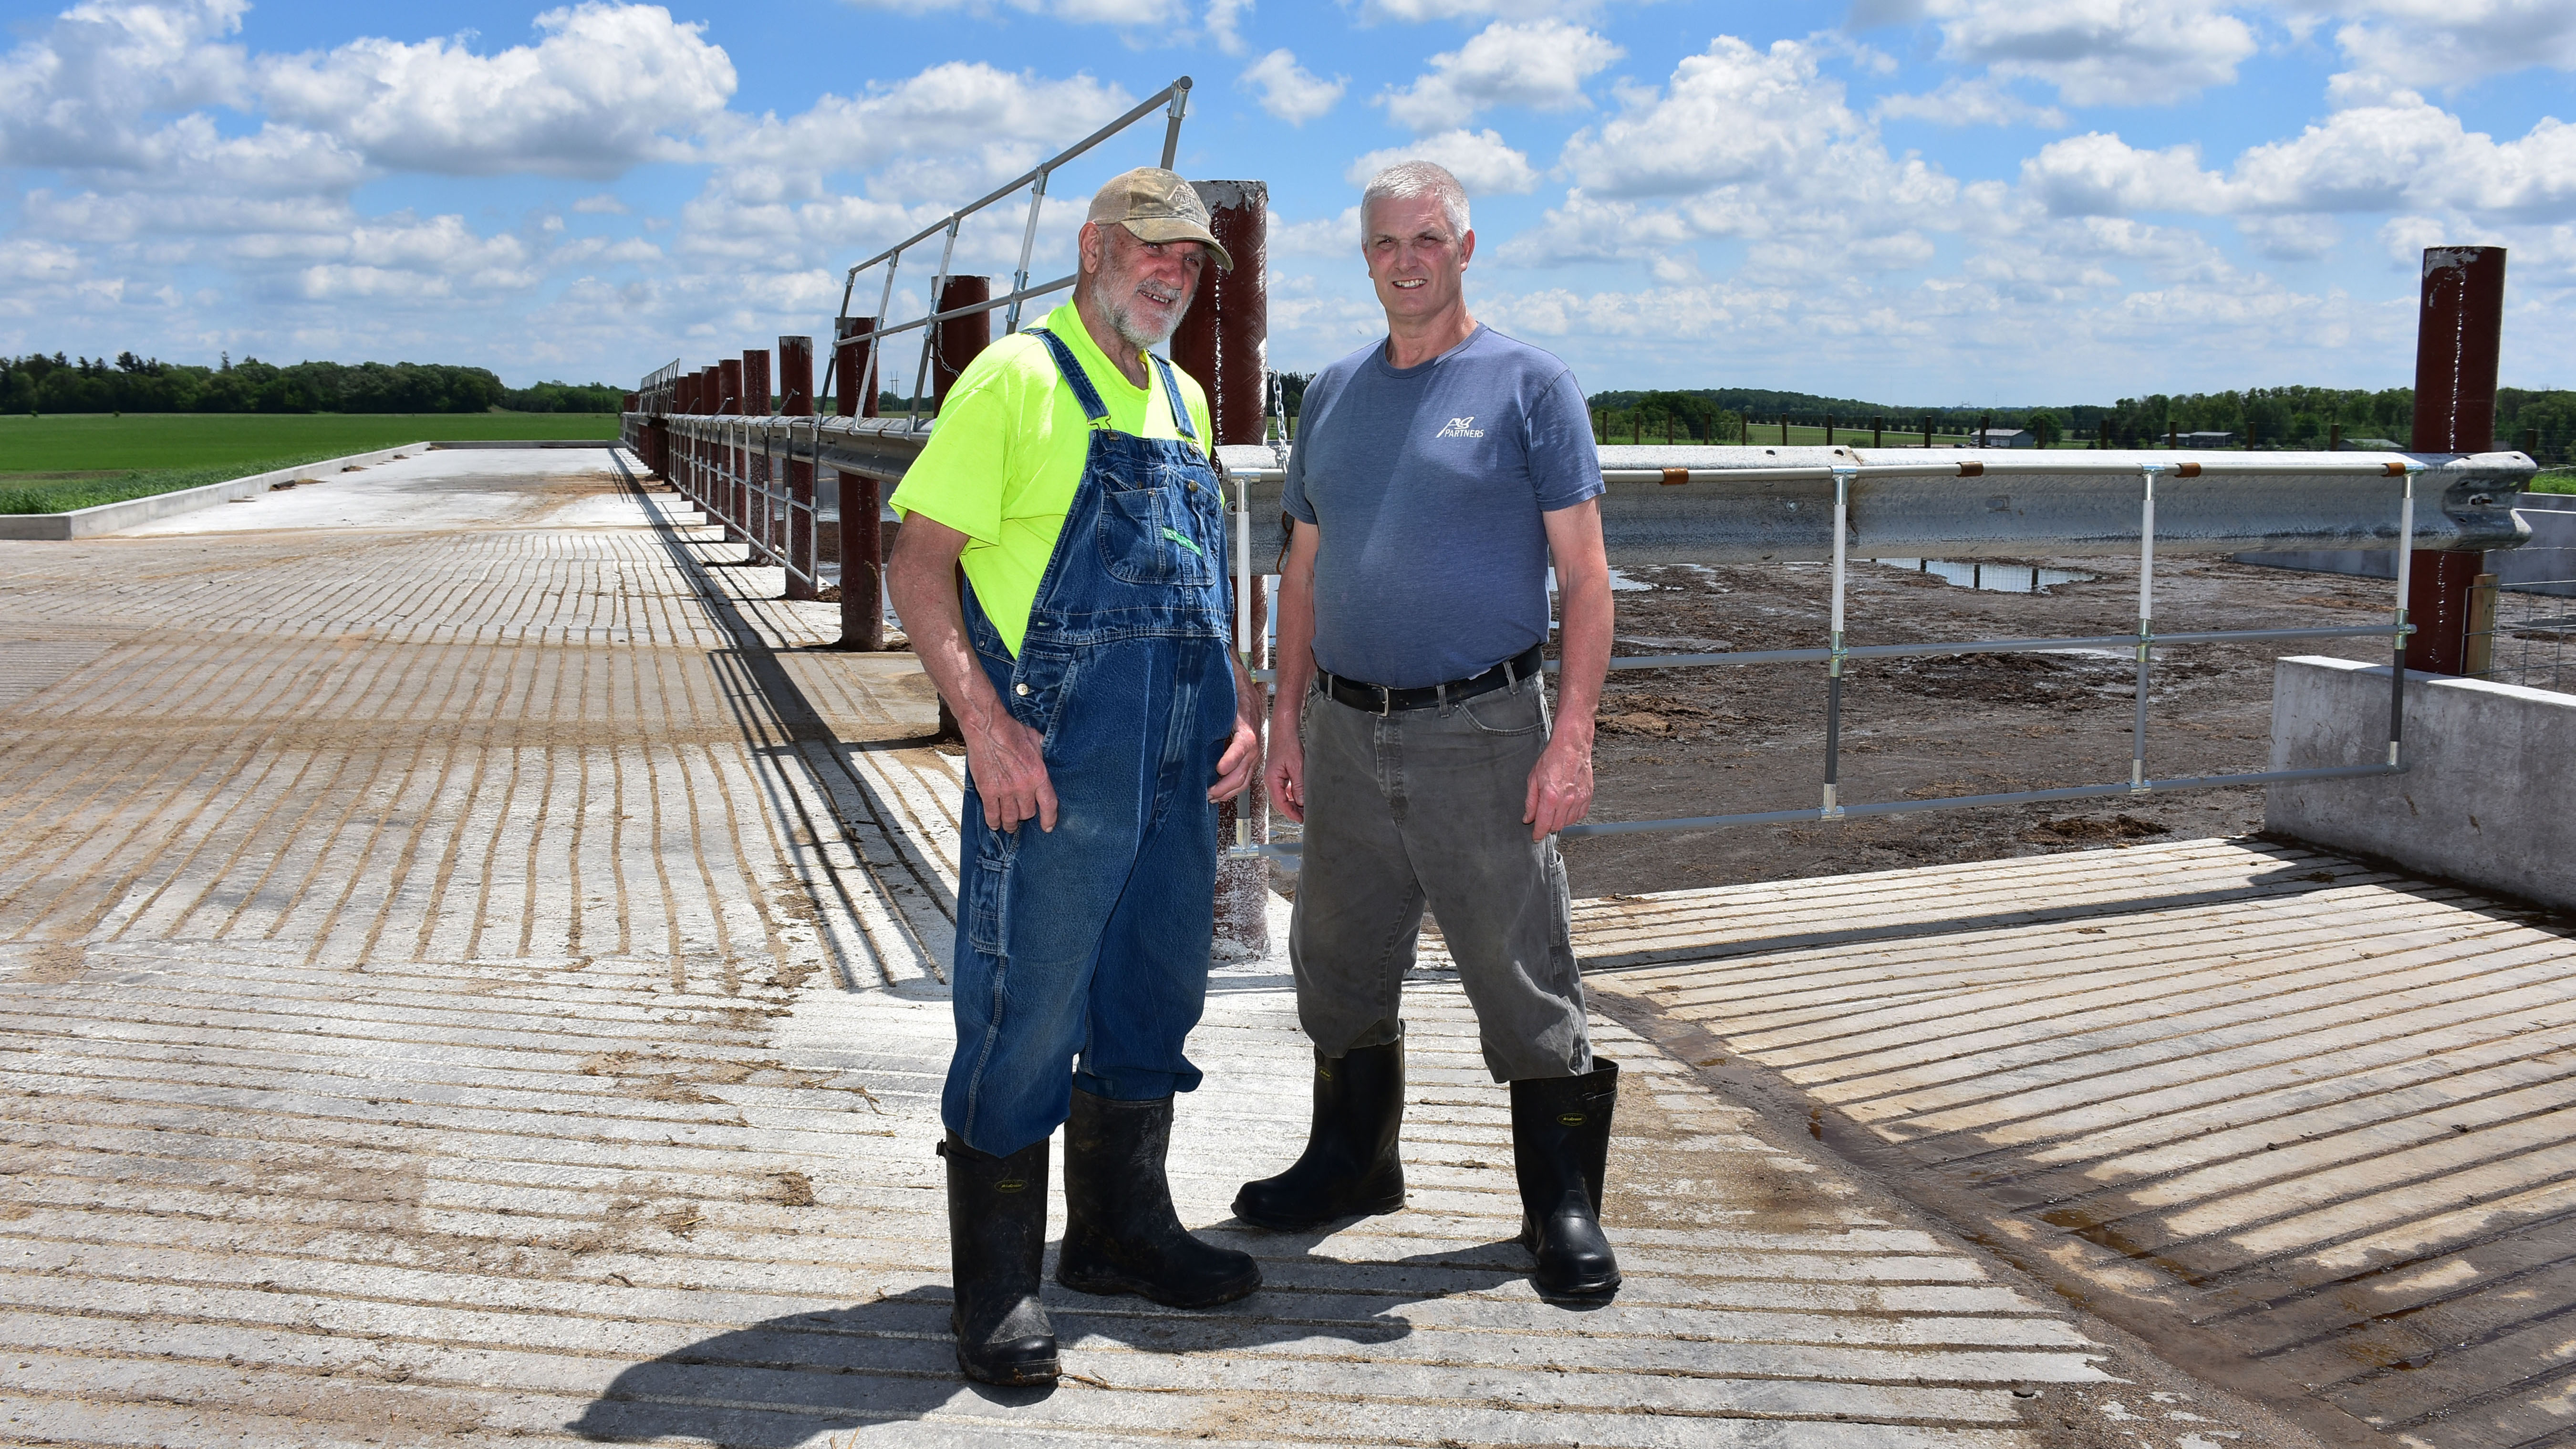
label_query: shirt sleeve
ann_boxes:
[1527,366,1605,512]
[887,357,1016,544]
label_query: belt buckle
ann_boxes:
[1375,684,1391,717]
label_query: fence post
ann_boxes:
[779,337,816,602]
[2465,572,2499,678]
[718,359,746,543]
[699,366,721,518]
[1173,179,1272,959]
[835,317,886,651]
[932,277,991,410]
[742,348,772,563]
[926,279,995,740]
[2406,245,2507,677]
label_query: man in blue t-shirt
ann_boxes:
[1232,161,1622,1300]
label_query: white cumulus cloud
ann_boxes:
[1380,20,1622,131]
[712,63,1131,200]
[2021,96,2576,224]
[0,0,254,171]
[257,3,735,178]
[1873,77,2066,129]
[1345,129,1539,197]
[2323,0,2576,89]
[1919,0,2258,105]
[1241,50,1344,125]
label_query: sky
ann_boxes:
[0,0,2570,406]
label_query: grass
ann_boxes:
[0,412,620,515]
[2532,470,2576,494]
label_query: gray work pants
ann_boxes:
[1287,676,1592,1082]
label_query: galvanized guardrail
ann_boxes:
[618,407,2536,849]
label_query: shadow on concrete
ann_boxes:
[1580,836,2571,970]
[607,453,956,989]
[561,1235,1525,1443]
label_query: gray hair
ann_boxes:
[1360,160,1470,245]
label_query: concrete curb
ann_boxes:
[0,442,431,541]
[2268,654,2576,913]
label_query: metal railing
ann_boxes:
[635,358,683,419]
[827,76,1194,429]
[1220,453,2484,858]
[660,412,830,595]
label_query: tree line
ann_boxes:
[2,352,626,415]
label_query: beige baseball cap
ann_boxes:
[1087,167,1234,272]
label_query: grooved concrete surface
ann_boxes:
[3,450,2304,1447]
[1596,844,2576,1449]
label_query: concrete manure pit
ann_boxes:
[0,447,2564,1447]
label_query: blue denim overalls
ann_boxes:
[943,328,1239,1157]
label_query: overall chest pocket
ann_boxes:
[1096,481,1219,587]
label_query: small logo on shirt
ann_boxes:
[1436,416,1485,438]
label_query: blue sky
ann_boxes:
[1,0,2569,404]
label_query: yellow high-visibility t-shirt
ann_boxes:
[888,301,1213,657]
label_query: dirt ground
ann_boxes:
[1558,554,2399,898]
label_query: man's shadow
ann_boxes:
[565,1226,1535,1444]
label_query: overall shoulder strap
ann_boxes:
[1025,328,1112,427]
[1148,353,1201,448]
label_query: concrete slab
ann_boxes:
[0,450,2329,1447]
[1597,841,2576,1448]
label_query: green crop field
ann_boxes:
[0,412,621,514]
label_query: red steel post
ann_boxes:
[926,279,991,737]
[675,373,695,495]
[698,366,720,509]
[742,348,773,561]
[1171,180,1272,956]
[1171,180,1268,445]
[836,317,886,650]
[718,357,746,543]
[932,276,992,411]
[2406,246,2507,677]
[779,336,817,601]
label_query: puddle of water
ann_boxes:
[1550,567,1658,593]
[1880,558,2096,593]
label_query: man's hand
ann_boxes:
[964,702,1057,833]
[886,513,1059,834]
[1209,715,1260,802]
[1524,730,1594,841]
[1530,496,1610,843]
[1210,654,1266,803]
[1265,722,1305,824]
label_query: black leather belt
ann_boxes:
[1320,644,1544,715]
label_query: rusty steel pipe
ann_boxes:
[742,349,772,561]
[1170,181,1272,957]
[719,358,747,542]
[779,336,818,602]
[836,317,885,651]
[1171,180,1268,446]
[2406,246,2507,677]
[931,276,991,412]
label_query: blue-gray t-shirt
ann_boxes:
[1281,325,1602,689]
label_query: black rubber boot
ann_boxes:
[939,1133,1058,1386]
[1058,1089,1261,1308]
[1510,1058,1622,1300]
[1232,1039,1407,1230]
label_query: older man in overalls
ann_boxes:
[886,169,1264,1387]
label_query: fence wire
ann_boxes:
[2472,576,2576,695]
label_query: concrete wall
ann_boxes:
[2268,655,2576,912]
[0,443,428,541]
